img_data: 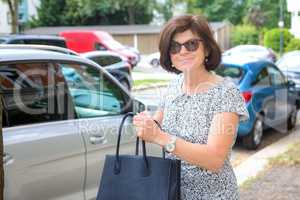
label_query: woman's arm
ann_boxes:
[133,111,239,173]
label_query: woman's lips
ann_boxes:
[179,59,193,65]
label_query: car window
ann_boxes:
[58,63,129,118]
[267,65,286,86]
[214,64,244,84]
[90,55,122,66]
[10,39,67,48]
[10,39,25,44]
[252,67,270,86]
[0,39,6,44]
[0,63,69,127]
[95,43,107,51]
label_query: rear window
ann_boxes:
[214,65,244,84]
[9,39,67,48]
[0,63,69,127]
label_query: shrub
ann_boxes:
[231,25,259,46]
[285,38,300,52]
[264,28,293,52]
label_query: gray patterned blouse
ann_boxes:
[159,74,249,200]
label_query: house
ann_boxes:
[287,0,300,38]
[0,0,40,35]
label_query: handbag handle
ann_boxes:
[135,120,166,159]
[114,112,150,176]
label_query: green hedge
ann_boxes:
[285,38,300,52]
[264,28,293,52]
[231,25,259,46]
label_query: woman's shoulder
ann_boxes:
[217,76,239,91]
[211,76,242,101]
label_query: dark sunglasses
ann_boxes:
[169,38,203,54]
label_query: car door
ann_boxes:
[56,62,139,200]
[59,63,161,200]
[251,66,277,128]
[267,65,291,131]
[1,62,86,200]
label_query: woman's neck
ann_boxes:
[183,68,213,91]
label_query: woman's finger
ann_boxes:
[133,120,146,127]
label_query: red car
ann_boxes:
[59,30,140,67]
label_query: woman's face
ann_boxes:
[170,29,207,73]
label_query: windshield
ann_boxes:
[214,65,244,84]
[0,39,6,44]
[277,56,300,71]
[105,39,124,50]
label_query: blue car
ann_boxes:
[215,56,298,149]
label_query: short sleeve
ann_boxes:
[213,86,249,122]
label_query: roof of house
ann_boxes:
[24,22,230,35]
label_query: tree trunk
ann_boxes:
[0,91,4,200]
[127,6,135,24]
[7,0,19,33]
[12,0,19,33]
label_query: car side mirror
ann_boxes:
[287,80,296,87]
[132,99,146,114]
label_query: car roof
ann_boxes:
[232,44,267,49]
[281,50,300,58]
[0,44,79,56]
[81,50,127,60]
[0,48,97,66]
[222,55,270,71]
[0,34,65,41]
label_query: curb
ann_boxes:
[234,128,300,186]
[132,83,168,92]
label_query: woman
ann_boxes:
[133,14,249,200]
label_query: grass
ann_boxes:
[269,141,300,166]
[133,79,169,88]
[240,141,300,189]
[240,173,263,189]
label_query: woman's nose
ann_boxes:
[179,45,189,54]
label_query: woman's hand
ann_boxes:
[133,111,163,144]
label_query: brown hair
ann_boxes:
[158,14,221,74]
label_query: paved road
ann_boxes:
[133,86,300,167]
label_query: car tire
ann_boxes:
[287,108,297,131]
[150,59,160,68]
[243,115,264,150]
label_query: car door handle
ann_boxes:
[89,135,107,145]
[3,152,13,165]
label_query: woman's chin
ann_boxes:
[177,64,198,72]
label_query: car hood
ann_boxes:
[118,48,137,58]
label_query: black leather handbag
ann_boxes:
[96,113,181,200]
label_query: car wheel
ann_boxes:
[243,115,264,150]
[150,59,160,68]
[287,109,297,131]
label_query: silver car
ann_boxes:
[1,47,159,200]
